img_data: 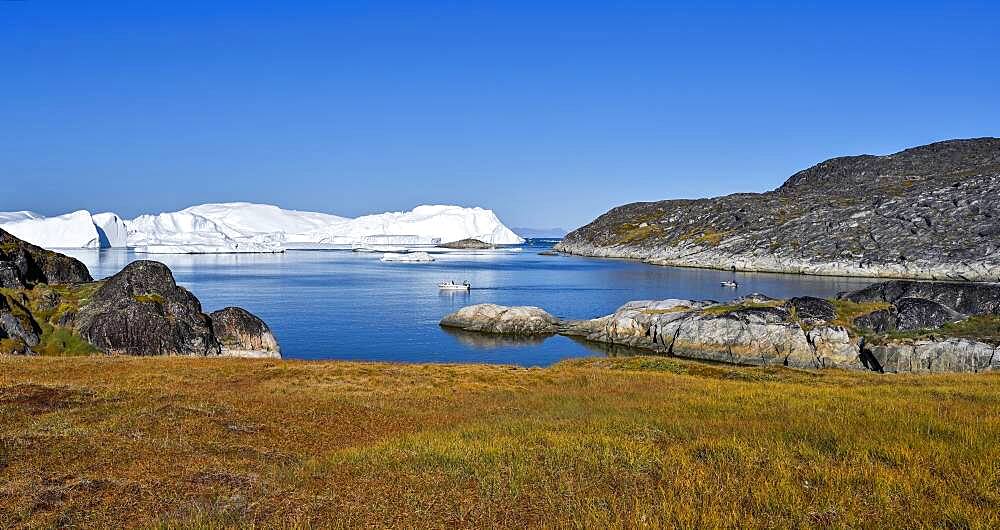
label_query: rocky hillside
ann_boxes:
[0,231,279,358]
[556,138,1000,280]
[441,280,1000,373]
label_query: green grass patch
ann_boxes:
[614,222,659,244]
[133,293,165,305]
[33,322,100,356]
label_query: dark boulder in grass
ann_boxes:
[894,297,963,331]
[854,308,899,333]
[0,229,93,288]
[72,260,221,356]
[210,307,281,358]
[786,296,836,322]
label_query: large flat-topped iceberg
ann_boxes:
[0,202,523,253]
[182,202,348,237]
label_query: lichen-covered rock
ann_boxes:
[209,307,281,358]
[440,304,561,335]
[556,138,1000,280]
[0,229,92,288]
[72,260,220,356]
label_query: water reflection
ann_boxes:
[441,327,551,348]
[564,335,653,357]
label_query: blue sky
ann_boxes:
[2,1,998,229]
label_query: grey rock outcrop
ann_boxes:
[440,304,561,335]
[72,261,222,356]
[564,300,861,370]
[556,138,1000,280]
[209,307,281,358]
[869,339,997,373]
[0,229,93,288]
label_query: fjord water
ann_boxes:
[62,241,877,366]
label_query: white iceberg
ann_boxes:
[380,251,435,262]
[0,210,129,249]
[0,210,103,248]
[1,202,523,254]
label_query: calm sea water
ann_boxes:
[61,241,877,366]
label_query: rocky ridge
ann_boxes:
[556,138,1000,280]
[441,280,1000,373]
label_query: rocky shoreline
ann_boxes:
[553,239,1000,281]
[441,280,1000,373]
[555,138,1000,281]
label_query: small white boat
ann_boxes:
[380,252,435,262]
[720,281,739,288]
[438,280,471,290]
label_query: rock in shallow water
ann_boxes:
[440,304,561,335]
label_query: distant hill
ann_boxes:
[513,227,568,239]
[556,138,1000,280]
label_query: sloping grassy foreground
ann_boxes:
[1,356,998,528]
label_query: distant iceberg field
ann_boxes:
[0,202,524,253]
